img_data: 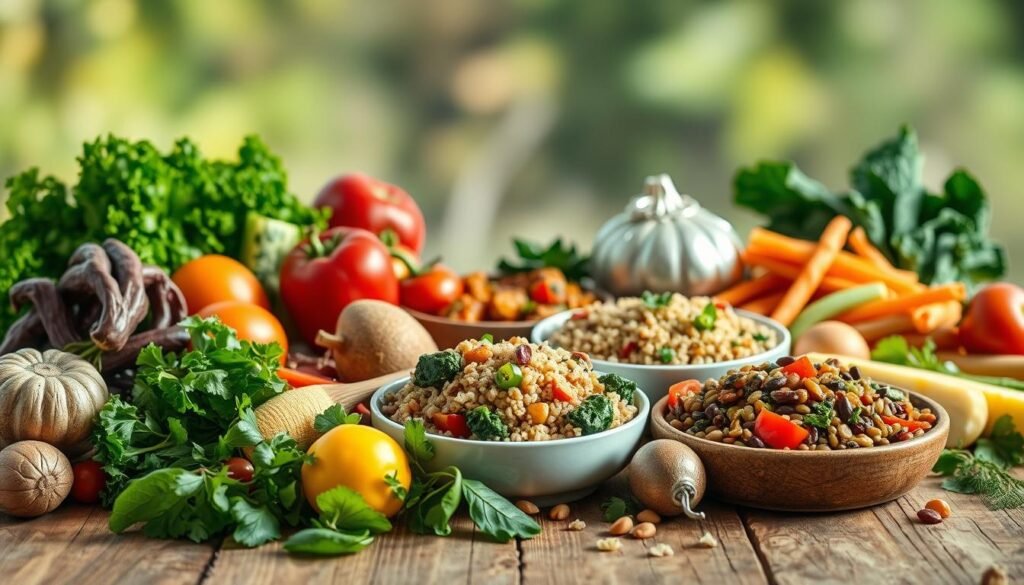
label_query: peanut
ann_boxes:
[637,509,662,524]
[631,522,657,539]
[608,516,633,536]
[549,503,570,521]
[924,498,951,519]
[515,500,539,515]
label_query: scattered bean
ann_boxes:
[637,509,662,524]
[631,522,657,539]
[917,508,943,525]
[608,516,633,536]
[925,499,951,519]
[549,503,570,521]
[515,500,539,515]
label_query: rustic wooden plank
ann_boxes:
[742,475,1024,585]
[519,483,768,585]
[204,513,519,584]
[0,504,214,585]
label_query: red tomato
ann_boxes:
[754,409,809,449]
[314,173,426,254]
[226,457,255,482]
[959,282,1024,355]
[198,301,288,361]
[431,413,471,438]
[667,379,702,410]
[172,255,270,313]
[780,356,815,379]
[400,265,464,314]
[71,460,106,504]
[280,227,399,346]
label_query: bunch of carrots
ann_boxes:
[716,216,966,348]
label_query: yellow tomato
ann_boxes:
[302,425,411,517]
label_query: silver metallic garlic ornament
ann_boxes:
[590,174,743,297]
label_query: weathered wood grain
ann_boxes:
[0,504,215,585]
[204,514,518,585]
[742,475,1024,585]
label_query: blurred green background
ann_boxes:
[1,0,1021,280]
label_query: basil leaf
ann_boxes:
[316,486,392,534]
[409,468,462,536]
[403,420,435,464]
[462,478,540,543]
[230,498,281,547]
[109,468,203,533]
[284,528,374,556]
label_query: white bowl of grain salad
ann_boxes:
[531,292,791,403]
[370,336,650,503]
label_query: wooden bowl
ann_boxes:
[649,390,949,511]
[405,309,536,349]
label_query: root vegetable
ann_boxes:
[794,321,871,359]
[0,441,73,518]
[316,300,437,382]
[252,386,336,450]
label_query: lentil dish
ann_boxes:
[381,337,639,442]
[443,268,596,322]
[549,292,777,365]
[663,355,935,450]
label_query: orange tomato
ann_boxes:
[172,255,270,313]
[197,301,288,360]
[302,425,411,517]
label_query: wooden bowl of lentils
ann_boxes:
[649,355,949,511]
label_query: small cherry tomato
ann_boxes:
[71,460,107,504]
[226,457,255,482]
[400,264,464,315]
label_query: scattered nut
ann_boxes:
[648,543,675,558]
[980,566,1008,585]
[631,522,657,539]
[596,537,622,552]
[697,531,718,548]
[515,500,539,515]
[925,498,952,519]
[608,516,634,536]
[917,508,943,525]
[567,518,586,531]
[549,503,570,521]
[637,509,662,524]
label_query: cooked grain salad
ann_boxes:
[664,355,935,450]
[549,292,777,365]
[381,337,639,442]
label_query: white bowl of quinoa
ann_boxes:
[371,337,650,503]
[532,293,791,403]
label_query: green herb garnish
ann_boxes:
[466,407,510,441]
[693,303,718,331]
[848,405,863,425]
[658,347,675,364]
[641,290,673,309]
[314,404,362,433]
[752,332,770,342]
[567,395,614,435]
[496,238,590,282]
[412,350,463,389]
[598,373,637,404]
[803,400,834,430]
[933,415,1024,509]
[872,336,1024,391]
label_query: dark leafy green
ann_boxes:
[734,126,1005,291]
[496,238,590,282]
[466,407,510,441]
[0,134,324,334]
[600,496,641,522]
[462,479,541,542]
[567,395,614,435]
[598,373,637,404]
[412,350,463,389]
[802,400,834,430]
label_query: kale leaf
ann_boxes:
[412,350,463,389]
[567,395,614,435]
[598,373,637,404]
[466,407,509,441]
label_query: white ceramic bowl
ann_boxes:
[531,309,792,404]
[370,375,650,505]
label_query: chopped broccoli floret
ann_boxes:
[412,350,462,388]
[567,395,614,435]
[466,406,509,441]
[598,373,637,404]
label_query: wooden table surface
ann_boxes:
[2,472,1021,585]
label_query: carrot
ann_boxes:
[852,314,916,342]
[715,273,788,306]
[739,292,785,315]
[847,226,896,272]
[740,252,859,293]
[833,283,967,324]
[770,216,853,327]
[748,228,921,293]
[278,367,334,389]
[911,301,963,334]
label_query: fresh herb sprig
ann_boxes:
[872,336,1024,391]
[641,290,673,309]
[496,238,590,282]
[400,421,540,542]
[933,415,1024,509]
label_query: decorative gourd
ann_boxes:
[590,174,744,297]
[0,440,73,518]
[0,348,109,455]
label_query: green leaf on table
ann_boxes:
[230,498,281,547]
[462,478,540,543]
[109,468,203,533]
[314,404,362,433]
[974,416,1024,469]
[403,420,435,465]
[316,486,392,534]
[284,528,374,556]
[408,468,462,536]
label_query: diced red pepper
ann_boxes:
[571,310,589,320]
[550,381,573,402]
[859,394,873,406]
[881,415,930,431]
[780,356,815,379]
[619,341,638,359]
[431,413,471,438]
[714,302,728,310]
[667,379,702,410]
[530,279,560,304]
[355,402,372,425]
[754,409,810,449]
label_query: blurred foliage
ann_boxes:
[1,0,1022,280]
